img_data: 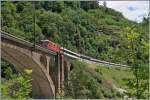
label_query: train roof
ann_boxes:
[41,40,50,42]
[40,40,59,45]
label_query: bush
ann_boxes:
[1,65,32,99]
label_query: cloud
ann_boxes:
[99,1,149,22]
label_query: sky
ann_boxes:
[99,1,149,22]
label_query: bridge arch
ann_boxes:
[1,42,55,98]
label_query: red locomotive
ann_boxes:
[40,40,61,52]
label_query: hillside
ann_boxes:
[63,60,135,99]
[1,1,149,99]
[2,1,148,65]
[1,1,148,62]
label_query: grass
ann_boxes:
[86,62,134,91]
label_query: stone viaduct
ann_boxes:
[1,31,71,99]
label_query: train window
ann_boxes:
[48,44,51,47]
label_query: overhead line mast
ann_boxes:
[33,1,36,49]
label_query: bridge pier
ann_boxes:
[54,54,60,97]
[60,54,65,96]
[55,54,65,98]
[46,57,50,74]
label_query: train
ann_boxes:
[40,39,128,67]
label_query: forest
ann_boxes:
[1,1,149,99]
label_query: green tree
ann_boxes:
[2,70,32,99]
[1,60,32,99]
[1,1,17,27]
[120,27,148,99]
[80,1,99,11]
[41,1,64,12]
[103,1,106,7]
[64,1,80,9]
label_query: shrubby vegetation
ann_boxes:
[63,61,124,99]
[1,59,32,99]
[1,1,149,99]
